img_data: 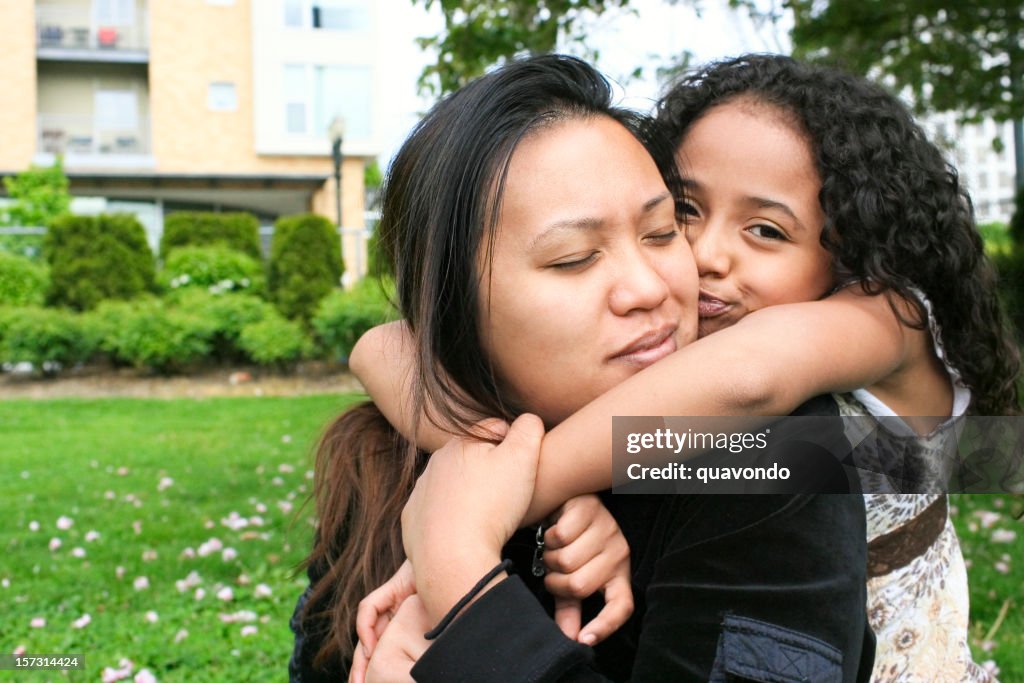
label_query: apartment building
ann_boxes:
[924,113,1019,224]
[0,0,381,276]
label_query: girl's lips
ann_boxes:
[698,293,730,318]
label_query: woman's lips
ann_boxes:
[610,327,678,368]
[698,292,731,318]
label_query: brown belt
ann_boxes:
[866,496,948,578]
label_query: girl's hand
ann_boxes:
[360,594,432,683]
[351,559,417,683]
[402,414,545,624]
[543,494,633,646]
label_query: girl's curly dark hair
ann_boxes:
[657,54,1020,416]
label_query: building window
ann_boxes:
[208,82,238,111]
[95,0,135,25]
[284,0,304,26]
[283,64,372,139]
[284,1,370,30]
[284,65,309,134]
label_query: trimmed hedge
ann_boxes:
[44,213,155,310]
[92,298,216,373]
[158,245,266,296]
[238,313,311,367]
[0,252,49,306]
[0,306,100,372]
[312,279,397,359]
[268,213,343,322]
[160,212,261,260]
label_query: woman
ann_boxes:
[294,54,873,682]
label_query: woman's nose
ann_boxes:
[608,248,671,316]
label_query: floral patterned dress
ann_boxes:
[833,297,995,683]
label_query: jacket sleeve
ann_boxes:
[411,575,611,682]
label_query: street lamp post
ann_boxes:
[329,116,347,283]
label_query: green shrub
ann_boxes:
[0,251,49,306]
[165,289,277,362]
[365,229,392,279]
[94,298,215,372]
[160,212,262,260]
[312,279,397,359]
[158,246,266,296]
[44,213,156,310]
[0,307,100,371]
[979,221,1012,256]
[995,248,1024,339]
[238,314,311,366]
[268,213,343,322]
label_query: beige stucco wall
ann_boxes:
[148,0,364,225]
[0,1,39,171]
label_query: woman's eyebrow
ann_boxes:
[528,192,672,252]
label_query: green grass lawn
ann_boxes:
[1,395,362,682]
[1,397,1021,681]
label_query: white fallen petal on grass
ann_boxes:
[173,629,189,643]
[222,548,238,562]
[991,529,1017,544]
[157,477,174,492]
[30,617,46,628]
[216,586,234,602]
[28,521,39,532]
[219,610,258,623]
[71,547,86,558]
[56,515,74,530]
[85,530,101,542]
[134,669,158,683]
[240,625,258,637]
[144,611,159,623]
[133,576,150,591]
[142,549,158,562]
[254,583,273,599]
[49,538,62,551]
[72,613,91,629]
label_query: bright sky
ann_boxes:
[376,0,793,168]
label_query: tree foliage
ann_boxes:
[0,159,72,228]
[788,1,1024,125]
[412,0,634,95]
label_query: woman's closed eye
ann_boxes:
[643,228,680,245]
[549,251,600,270]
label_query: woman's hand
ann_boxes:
[543,494,633,645]
[350,559,417,683]
[402,414,545,624]
[354,594,432,683]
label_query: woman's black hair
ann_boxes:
[657,54,1020,415]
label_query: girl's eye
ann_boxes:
[550,252,599,270]
[747,224,788,241]
[680,201,701,218]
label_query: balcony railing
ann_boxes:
[38,113,151,158]
[36,4,148,53]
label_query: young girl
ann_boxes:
[354,55,1019,681]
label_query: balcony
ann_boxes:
[36,4,148,63]
[37,113,154,169]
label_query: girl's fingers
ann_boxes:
[553,596,582,641]
[578,575,634,646]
